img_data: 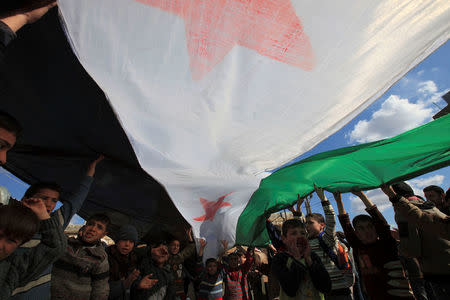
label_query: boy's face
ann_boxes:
[424,191,444,206]
[355,220,377,244]
[82,219,107,244]
[151,243,169,266]
[306,217,324,238]
[0,127,16,165]
[116,240,135,255]
[31,188,60,213]
[0,229,22,260]
[239,253,246,265]
[206,261,218,275]
[229,254,240,268]
[168,240,180,255]
[282,226,307,247]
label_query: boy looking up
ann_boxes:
[334,190,414,300]
[306,187,354,299]
[12,155,104,299]
[51,213,110,300]
[0,199,67,299]
[272,219,331,300]
[195,239,225,300]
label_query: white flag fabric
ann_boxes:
[58,0,449,253]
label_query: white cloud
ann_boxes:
[418,80,438,95]
[407,174,445,197]
[417,70,424,76]
[432,67,439,72]
[348,95,433,143]
[350,189,391,214]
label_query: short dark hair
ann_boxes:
[0,204,39,243]
[392,182,414,198]
[445,189,450,203]
[0,110,22,138]
[87,213,111,231]
[306,213,325,224]
[423,185,445,195]
[205,258,218,266]
[23,182,61,199]
[352,214,374,228]
[281,218,304,236]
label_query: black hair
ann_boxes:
[352,214,374,228]
[306,213,325,224]
[87,213,111,231]
[23,182,61,199]
[0,110,22,138]
[281,218,305,236]
[392,182,414,198]
[423,185,445,195]
[205,258,218,266]
[0,204,39,244]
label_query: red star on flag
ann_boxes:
[136,0,314,79]
[193,192,233,221]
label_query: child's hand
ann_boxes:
[137,274,158,289]
[22,198,50,220]
[87,154,105,177]
[314,185,327,202]
[123,269,140,288]
[285,238,301,260]
[221,240,229,250]
[199,238,207,249]
[186,227,194,242]
[298,236,311,258]
[332,192,342,202]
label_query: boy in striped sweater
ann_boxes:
[305,187,354,300]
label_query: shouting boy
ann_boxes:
[272,219,331,300]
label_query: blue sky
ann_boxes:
[0,41,449,228]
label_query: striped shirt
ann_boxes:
[309,201,354,292]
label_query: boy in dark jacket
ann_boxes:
[131,240,176,300]
[107,225,141,300]
[0,199,67,299]
[272,219,331,300]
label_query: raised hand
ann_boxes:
[285,238,301,260]
[87,155,105,177]
[1,1,57,33]
[199,238,207,249]
[381,184,396,198]
[314,185,327,202]
[123,269,140,288]
[22,197,50,220]
[221,240,229,250]
[137,274,158,290]
[186,227,194,242]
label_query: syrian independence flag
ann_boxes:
[58,0,450,255]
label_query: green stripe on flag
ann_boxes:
[236,115,450,246]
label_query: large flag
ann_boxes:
[57,0,449,253]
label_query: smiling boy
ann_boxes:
[51,214,111,300]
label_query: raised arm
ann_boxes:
[0,1,56,33]
[333,192,360,247]
[315,186,337,246]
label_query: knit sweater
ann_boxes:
[0,216,67,300]
[309,201,353,292]
[12,176,93,300]
[51,237,109,300]
[338,205,414,300]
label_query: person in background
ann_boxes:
[423,185,448,215]
[51,213,111,300]
[272,218,331,300]
[382,184,450,300]
[0,198,66,299]
[306,187,354,300]
[107,224,141,300]
[166,228,196,300]
[334,190,414,300]
[131,238,176,300]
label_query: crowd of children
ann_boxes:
[1,2,450,300]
